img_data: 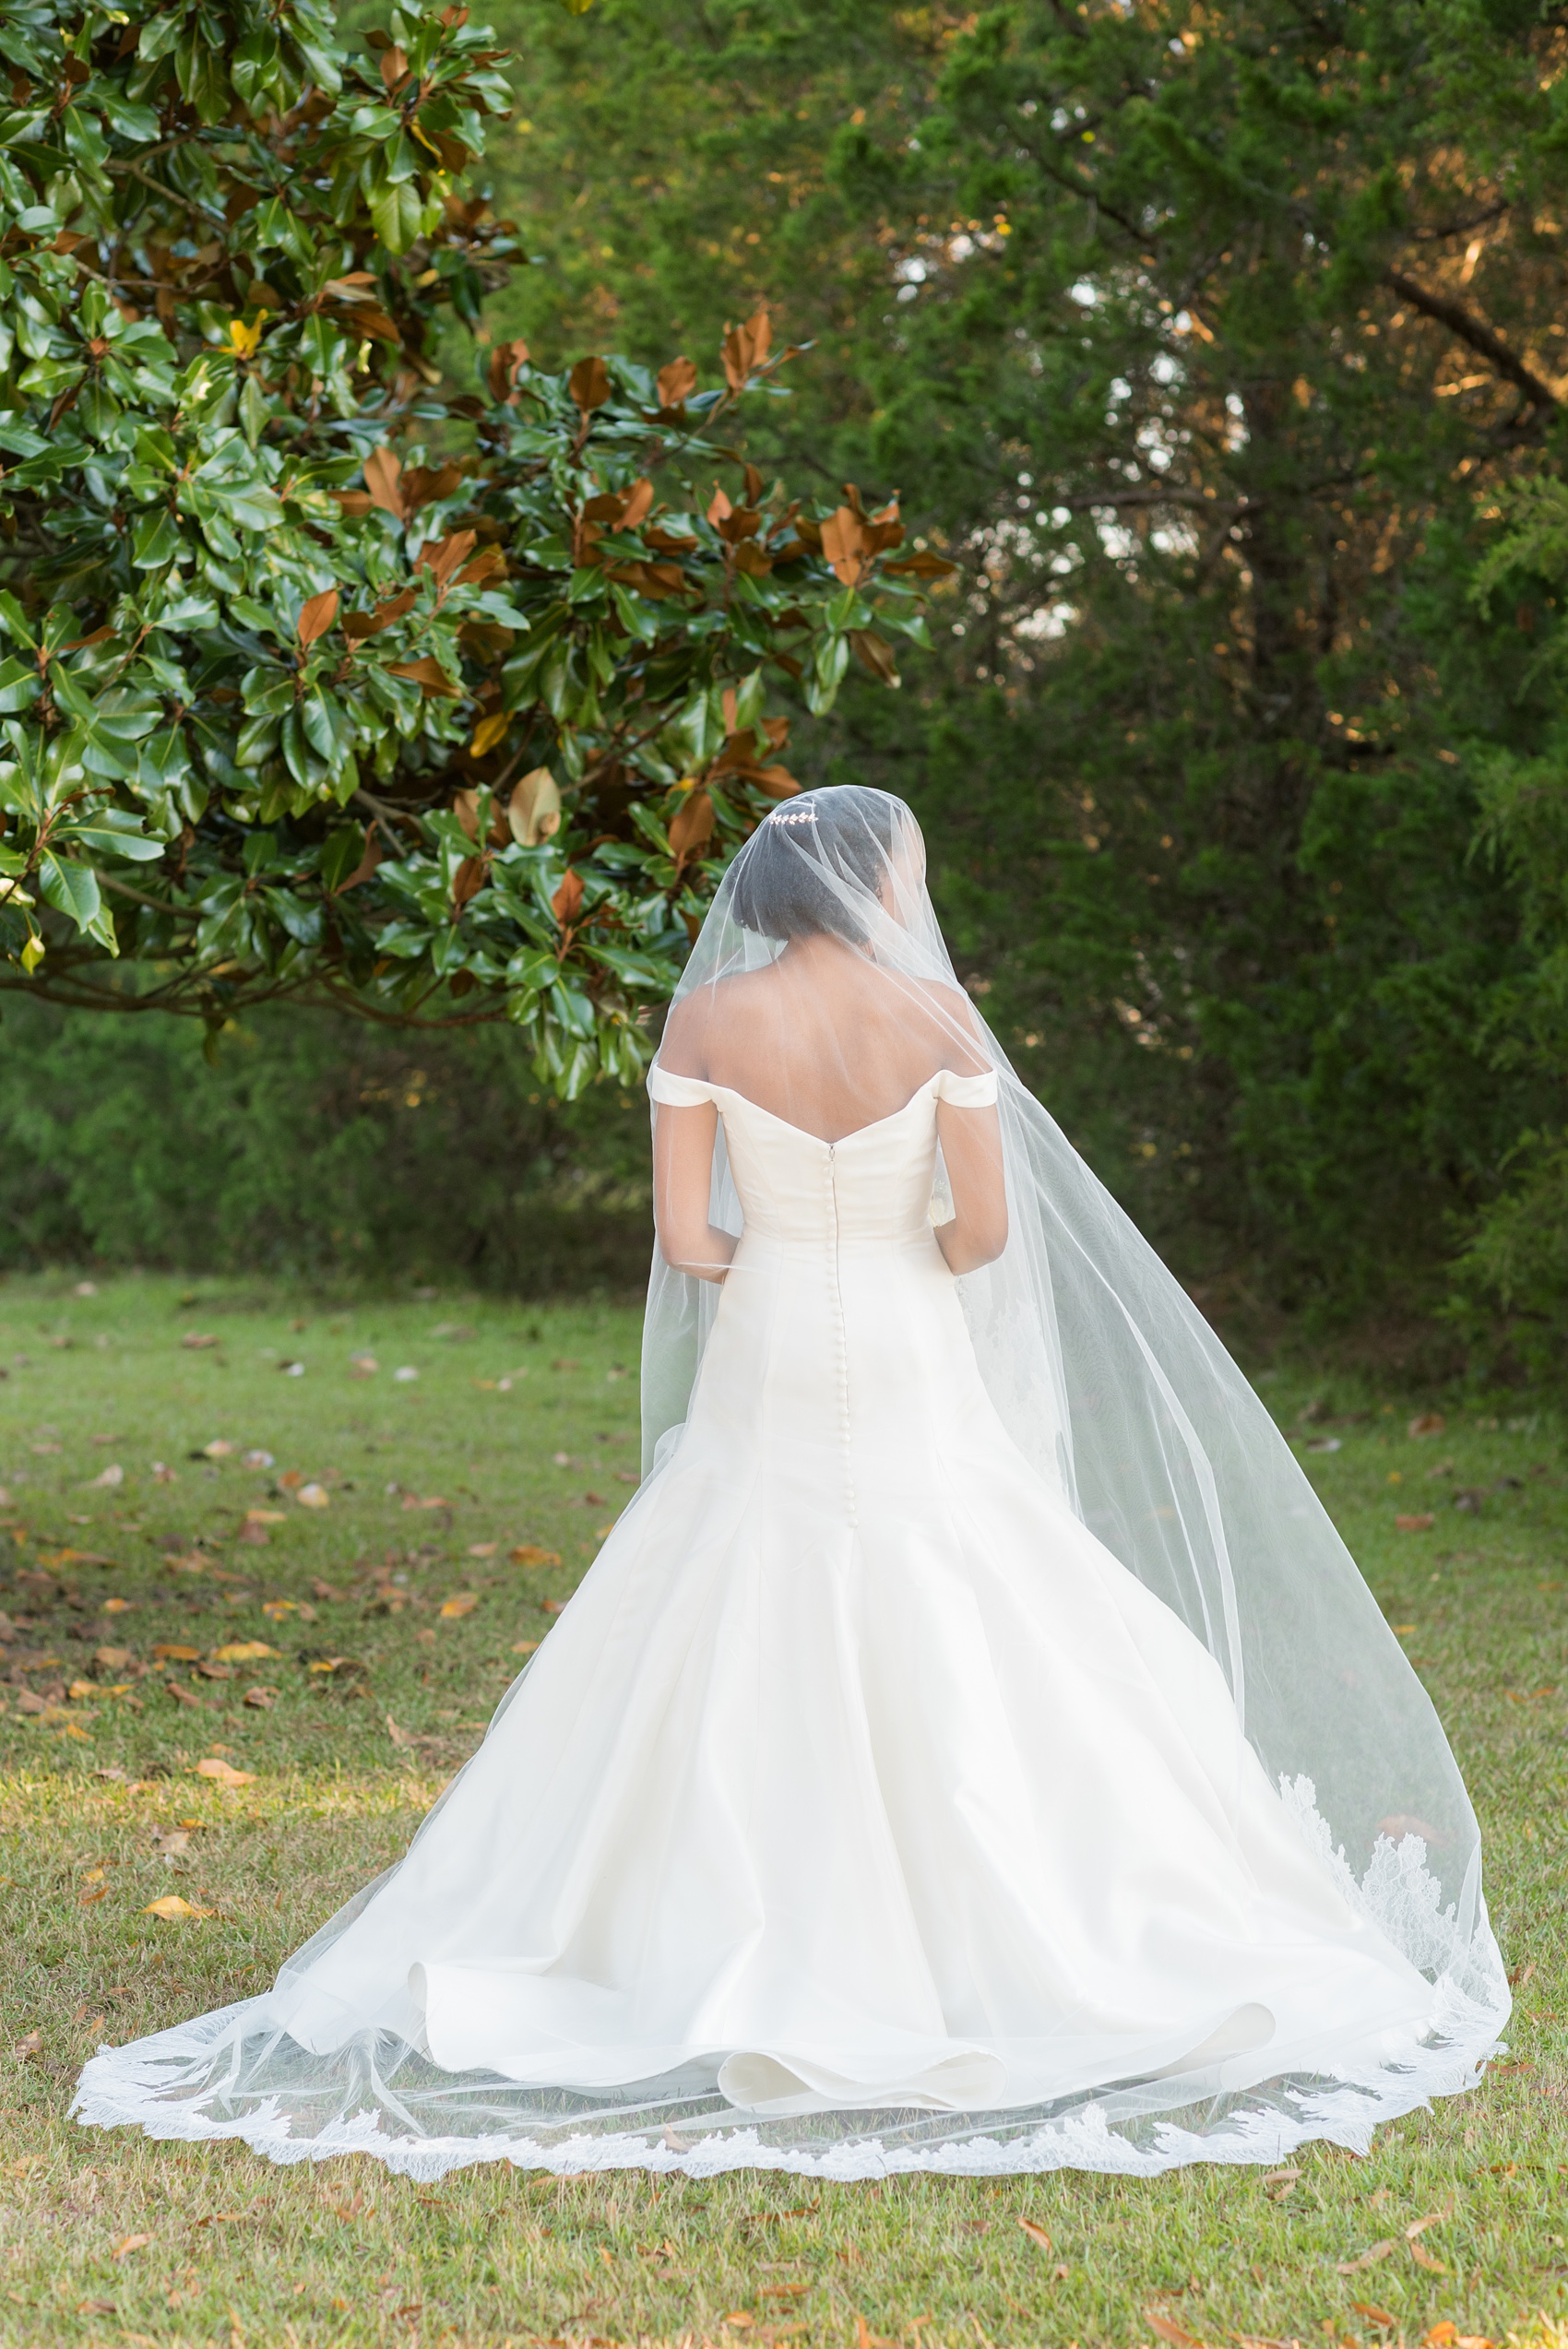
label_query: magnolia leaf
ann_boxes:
[552,865,585,926]
[370,176,426,255]
[362,445,407,521]
[656,355,697,410]
[386,657,460,696]
[469,710,509,756]
[508,766,561,846]
[142,1895,213,1920]
[0,657,42,715]
[38,852,103,931]
[321,825,376,894]
[297,589,339,647]
[569,355,612,411]
[668,789,714,864]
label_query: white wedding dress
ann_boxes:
[76,1057,1507,2178]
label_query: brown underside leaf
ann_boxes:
[296,587,339,647]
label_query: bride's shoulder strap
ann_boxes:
[932,1066,999,1109]
[647,1065,719,1109]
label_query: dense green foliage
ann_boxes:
[466,0,1568,1332]
[0,0,924,1092]
[0,991,653,1288]
[11,0,1568,1342]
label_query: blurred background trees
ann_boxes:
[8,0,1568,1377]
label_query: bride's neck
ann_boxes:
[779,931,871,971]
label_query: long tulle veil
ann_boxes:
[73,783,1507,2182]
[643,785,1504,2001]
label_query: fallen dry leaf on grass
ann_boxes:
[1145,2312,1208,2349]
[1395,1513,1436,1533]
[297,1483,329,1509]
[510,1545,561,1567]
[153,1643,201,1662]
[195,1758,255,1785]
[1336,2240,1396,2272]
[1018,2219,1051,2250]
[143,1895,213,1920]
[511,1641,540,1656]
[1352,2301,1396,2329]
[77,2297,116,2317]
[244,1686,278,1709]
[440,1593,479,1619]
[468,1543,498,1559]
[112,2233,152,2259]
[215,1641,279,1663]
[12,2031,42,2058]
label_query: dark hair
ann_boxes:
[728,787,902,943]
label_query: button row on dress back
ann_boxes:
[825,1145,858,1530]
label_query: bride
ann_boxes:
[76,785,1508,2179]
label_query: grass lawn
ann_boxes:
[0,1271,1563,2349]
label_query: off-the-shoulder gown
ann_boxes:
[74,1067,1488,2175]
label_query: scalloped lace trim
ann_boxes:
[71,1780,1509,2181]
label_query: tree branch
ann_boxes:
[1385,269,1558,411]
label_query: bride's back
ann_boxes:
[662,936,983,1145]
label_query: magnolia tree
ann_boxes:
[0,0,944,1090]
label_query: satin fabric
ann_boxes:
[248,1068,1443,2115]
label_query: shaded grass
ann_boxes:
[0,1275,1563,2348]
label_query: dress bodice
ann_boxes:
[646,1062,1004,1522]
[647,1065,998,1250]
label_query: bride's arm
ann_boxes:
[933,1097,1009,1275]
[653,1100,738,1282]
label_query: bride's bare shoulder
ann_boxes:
[906,975,992,1073]
[659,968,778,1077]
